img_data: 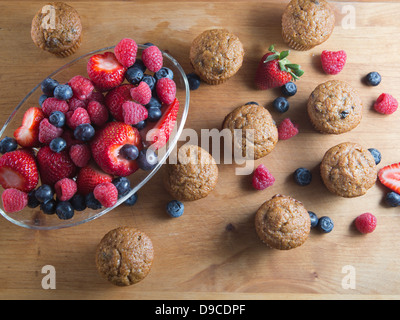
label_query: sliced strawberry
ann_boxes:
[76,164,113,195]
[378,163,400,194]
[141,98,179,150]
[13,107,45,147]
[0,149,39,192]
[90,122,142,176]
[87,52,127,92]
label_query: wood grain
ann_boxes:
[1,1,400,300]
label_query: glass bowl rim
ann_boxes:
[0,44,190,230]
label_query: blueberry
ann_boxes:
[27,190,40,208]
[112,177,131,197]
[166,200,184,218]
[119,144,139,160]
[74,123,95,141]
[69,194,87,211]
[40,199,57,215]
[85,192,102,210]
[281,82,297,96]
[186,73,201,90]
[125,67,144,85]
[273,97,289,113]
[245,101,259,106]
[141,74,156,91]
[317,216,334,233]
[368,148,381,165]
[144,42,155,47]
[133,59,147,72]
[293,167,312,186]
[155,67,174,81]
[55,201,74,220]
[0,137,18,154]
[385,192,400,207]
[308,211,319,228]
[54,84,73,100]
[147,107,162,122]
[35,184,54,203]
[49,137,67,153]
[124,193,138,206]
[146,97,162,109]
[134,120,147,131]
[39,94,48,106]
[366,72,381,86]
[41,78,59,96]
[137,149,158,171]
[49,110,66,127]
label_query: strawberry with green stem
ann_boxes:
[255,45,304,90]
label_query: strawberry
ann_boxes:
[90,122,142,176]
[0,149,39,192]
[141,98,179,150]
[87,52,127,92]
[13,107,45,147]
[75,163,113,195]
[36,146,77,186]
[255,45,304,90]
[104,84,134,121]
[378,163,400,194]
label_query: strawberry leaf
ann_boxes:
[263,54,279,63]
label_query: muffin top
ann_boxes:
[222,103,278,160]
[282,0,335,47]
[31,2,82,54]
[95,227,154,286]
[163,145,218,201]
[189,28,244,84]
[307,80,363,134]
[255,194,311,250]
[320,142,377,198]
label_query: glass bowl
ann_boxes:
[0,45,190,230]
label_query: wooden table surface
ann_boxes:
[1,0,400,300]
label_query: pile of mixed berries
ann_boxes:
[0,38,180,220]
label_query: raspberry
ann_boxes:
[130,81,152,105]
[61,129,81,148]
[321,50,347,75]
[68,97,87,112]
[104,84,134,122]
[38,118,63,144]
[87,101,109,127]
[278,118,299,140]
[68,75,94,100]
[142,45,163,72]
[86,91,105,105]
[1,188,28,213]
[355,213,377,234]
[69,143,91,167]
[66,107,91,130]
[374,93,398,115]
[122,101,148,125]
[114,38,138,68]
[41,97,69,116]
[93,182,118,208]
[54,178,77,201]
[252,164,275,190]
[156,77,176,105]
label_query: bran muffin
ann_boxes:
[222,103,278,160]
[255,194,311,250]
[95,227,154,286]
[320,142,377,198]
[189,29,244,84]
[307,80,363,134]
[31,2,82,57]
[282,0,335,51]
[164,145,218,201]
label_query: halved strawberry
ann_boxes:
[87,52,127,92]
[75,163,113,195]
[0,149,39,192]
[141,98,179,150]
[90,122,142,176]
[13,107,45,147]
[378,163,400,193]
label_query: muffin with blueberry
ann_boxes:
[282,0,335,51]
